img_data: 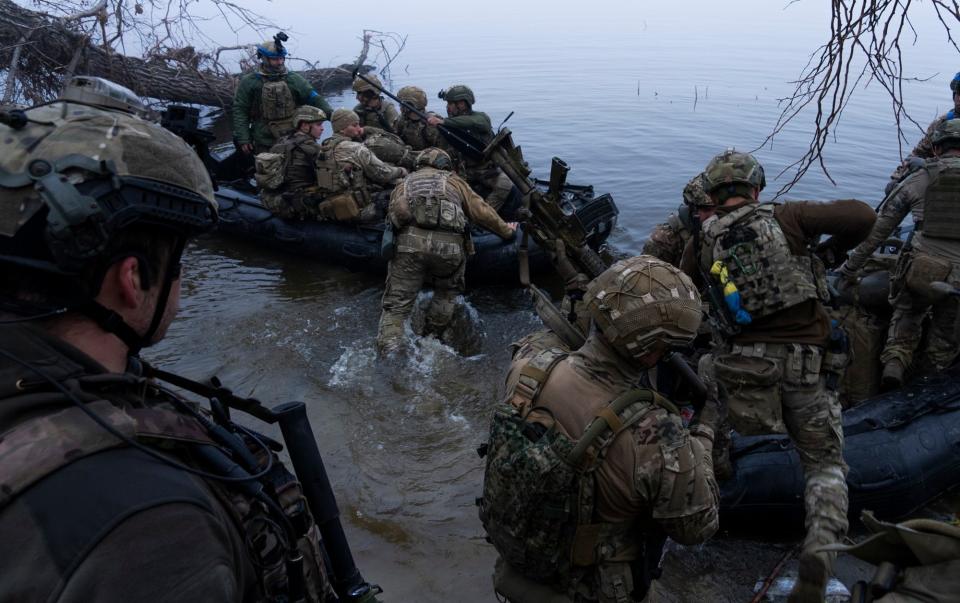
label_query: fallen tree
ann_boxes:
[0,0,387,107]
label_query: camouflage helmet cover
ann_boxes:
[292,105,327,129]
[416,148,453,170]
[352,74,383,94]
[702,150,766,194]
[331,108,360,132]
[583,256,702,363]
[682,172,711,207]
[932,118,960,147]
[0,100,216,274]
[59,76,146,117]
[398,85,428,111]
[441,84,475,105]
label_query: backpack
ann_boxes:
[254,151,287,191]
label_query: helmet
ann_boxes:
[583,256,702,363]
[440,85,475,105]
[932,118,960,148]
[59,76,146,116]
[682,172,711,207]
[352,74,383,94]
[702,150,766,194]
[292,105,327,129]
[331,108,360,132]
[416,148,453,170]
[256,34,288,59]
[950,72,960,93]
[0,97,217,348]
[397,85,427,111]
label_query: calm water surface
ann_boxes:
[151,8,955,600]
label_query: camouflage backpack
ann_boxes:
[479,348,671,585]
[254,151,287,190]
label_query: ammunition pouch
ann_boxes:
[714,352,786,435]
[316,192,361,221]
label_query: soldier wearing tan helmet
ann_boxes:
[376,148,516,354]
[232,33,332,154]
[309,108,407,222]
[352,74,399,134]
[394,85,449,152]
[480,256,721,603]
[0,77,380,602]
[642,172,710,267]
[685,150,875,602]
[428,84,514,212]
[253,105,327,219]
[840,118,960,390]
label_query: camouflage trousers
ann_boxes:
[882,254,960,370]
[699,342,849,573]
[376,227,466,352]
[493,558,654,603]
[465,165,513,212]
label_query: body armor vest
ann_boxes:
[402,170,467,233]
[0,372,330,602]
[480,348,669,602]
[921,157,960,240]
[260,79,296,139]
[315,136,358,196]
[395,116,441,151]
[704,203,821,319]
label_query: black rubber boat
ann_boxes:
[719,364,960,534]
[212,181,619,283]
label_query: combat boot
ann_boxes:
[881,359,905,391]
[787,551,829,603]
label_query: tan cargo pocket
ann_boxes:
[317,193,360,221]
[714,354,786,435]
[905,253,952,299]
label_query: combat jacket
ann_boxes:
[271,130,320,191]
[321,134,406,193]
[388,168,514,239]
[353,101,399,134]
[395,113,447,151]
[503,334,718,542]
[682,199,875,346]
[642,214,690,268]
[845,158,960,275]
[232,70,333,149]
[0,323,330,602]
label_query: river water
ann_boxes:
[149,4,956,601]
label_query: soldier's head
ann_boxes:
[331,108,362,139]
[0,92,217,358]
[932,118,960,156]
[292,106,326,138]
[440,85,474,117]
[416,148,453,171]
[352,74,384,109]
[398,85,428,120]
[583,256,702,369]
[682,172,714,218]
[950,72,960,110]
[702,150,765,217]
[256,33,288,74]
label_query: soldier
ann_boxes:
[887,71,960,186]
[0,77,381,602]
[232,34,333,154]
[394,85,448,152]
[315,108,407,222]
[427,84,514,212]
[256,105,327,219]
[377,148,516,354]
[642,173,708,267]
[479,256,720,603]
[360,126,422,170]
[352,74,400,134]
[839,119,960,390]
[685,150,875,602]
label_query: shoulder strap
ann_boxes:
[506,347,568,413]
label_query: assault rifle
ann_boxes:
[146,366,381,603]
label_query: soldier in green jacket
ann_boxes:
[231,35,333,154]
[427,84,514,212]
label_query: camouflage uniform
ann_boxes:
[395,112,447,151]
[443,110,513,212]
[265,129,322,218]
[481,258,719,603]
[232,69,332,152]
[376,157,514,353]
[361,127,421,170]
[354,101,400,133]
[642,174,707,267]
[841,156,960,373]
